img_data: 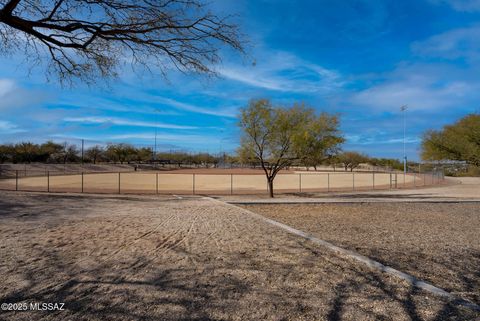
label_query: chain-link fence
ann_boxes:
[0,169,445,195]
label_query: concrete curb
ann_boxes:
[209,198,480,312]
[226,199,480,205]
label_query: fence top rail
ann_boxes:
[0,170,443,175]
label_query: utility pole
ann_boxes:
[401,105,408,176]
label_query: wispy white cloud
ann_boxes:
[347,135,421,145]
[149,96,239,118]
[0,120,26,133]
[412,25,480,62]
[350,76,477,111]
[0,78,51,111]
[108,133,210,143]
[63,116,197,130]
[0,79,15,96]
[429,0,480,12]
[218,51,345,94]
[57,94,181,116]
[349,24,480,112]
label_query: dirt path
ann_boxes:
[0,192,478,320]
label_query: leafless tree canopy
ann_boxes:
[0,0,244,84]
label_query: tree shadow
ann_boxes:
[1,199,479,321]
[1,240,479,321]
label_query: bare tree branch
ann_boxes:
[0,0,244,85]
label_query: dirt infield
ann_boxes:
[0,170,427,195]
[240,202,480,306]
[1,192,478,320]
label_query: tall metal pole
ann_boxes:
[401,105,408,176]
[154,109,158,163]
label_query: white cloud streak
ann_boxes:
[412,25,480,61]
[63,116,198,130]
[350,78,476,111]
[218,51,345,94]
[149,96,238,118]
[0,120,26,133]
[430,0,480,12]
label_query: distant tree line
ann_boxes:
[0,141,227,167]
[0,140,406,173]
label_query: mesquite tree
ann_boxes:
[421,114,480,167]
[0,0,244,84]
[238,99,343,197]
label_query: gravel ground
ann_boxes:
[0,192,478,321]
[240,202,480,306]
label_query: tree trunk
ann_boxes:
[268,178,274,198]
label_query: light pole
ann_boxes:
[400,105,408,177]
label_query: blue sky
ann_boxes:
[1,0,480,160]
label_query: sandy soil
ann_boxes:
[240,202,480,306]
[0,171,421,195]
[0,191,477,321]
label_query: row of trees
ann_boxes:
[0,141,240,168]
[329,152,403,172]
[0,142,220,165]
[0,140,403,170]
[0,142,80,164]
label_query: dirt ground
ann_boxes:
[240,202,480,306]
[0,192,478,321]
[0,171,419,194]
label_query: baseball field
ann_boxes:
[0,168,429,194]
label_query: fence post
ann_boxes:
[47,171,50,192]
[230,174,233,195]
[81,172,84,193]
[299,174,302,193]
[118,172,121,194]
[327,173,330,192]
[389,173,392,189]
[372,172,375,190]
[16,170,18,191]
[395,173,398,188]
[352,173,355,191]
[156,173,158,194]
[413,172,416,188]
[192,173,195,195]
